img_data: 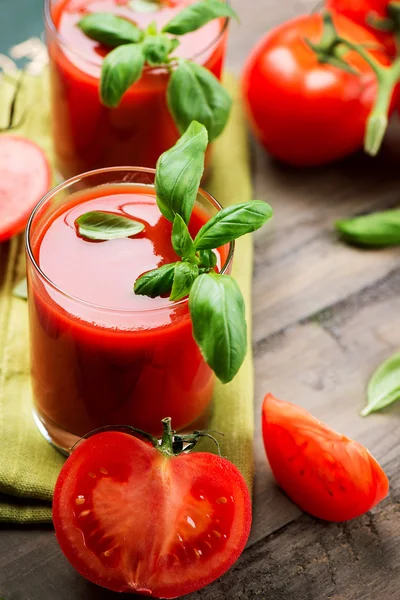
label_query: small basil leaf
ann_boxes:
[194,200,272,250]
[129,0,159,13]
[336,209,400,247]
[100,44,145,107]
[142,33,179,66]
[78,13,142,46]
[76,211,144,241]
[189,272,247,383]
[13,278,28,300]
[362,353,400,416]
[198,249,217,269]
[162,0,238,35]
[170,262,199,301]
[167,60,232,142]
[134,262,178,297]
[155,120,208,223]
[172,214,195,258]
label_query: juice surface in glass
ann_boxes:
[26,169,231,451]
[45,0,229,178]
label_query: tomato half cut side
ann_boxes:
[0,135,51,242]
[53,430,252,598]
[262,393,389,522]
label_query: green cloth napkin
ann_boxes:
[0,72,254,523]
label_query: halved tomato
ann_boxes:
[53,421,252,597]
[262,394,389,522]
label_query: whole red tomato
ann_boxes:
[53,420,252,597]
[327,0,395,54]
[262,394,389,522]
[242,13,392,166]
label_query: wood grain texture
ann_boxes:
[2,0,400,597]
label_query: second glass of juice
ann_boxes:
[26,167,233,452]
[45,0,230,179]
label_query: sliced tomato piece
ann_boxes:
[53,427,251,597]
[0,135,51,242]
[262,393,389,522]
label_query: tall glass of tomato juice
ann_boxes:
[44,0,230,179]
[26,167,233,453]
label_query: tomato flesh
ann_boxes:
[262,394,389,522]
[0,135,51,242]
[53,432,251,598]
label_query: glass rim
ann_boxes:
[43,0,231,70]
[26,165,235,314]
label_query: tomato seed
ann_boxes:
[216,497,227,504]
[88,472,96,479]
[212,530,221,538]
[103,549,114,557]
[100,468,108,475]
[204,541,212,549]
[79,510,91,518]
[75,496,85,505]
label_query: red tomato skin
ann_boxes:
[326,0,395,55]
[53,431,252,598]
[262,394,389,522]
[242,14,393,166]
[0,135,51,242]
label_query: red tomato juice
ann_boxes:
[27,182,228,447]
[45,0,228,178]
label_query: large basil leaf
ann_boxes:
[336,209,400,247]
[362,353,400,416]
[167,60,231,142]
[76,211,144,241]
[100,44,145,107]
[194,200,273,250]
[134,262,178,297]
[78,13,142,46]
[189,272,247,383]
[170,262,199,301]
[155,121,208,223]
[162,0,238,35]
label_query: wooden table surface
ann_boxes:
[2,0,400,598]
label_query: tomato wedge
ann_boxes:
[262,394,389,522]
[53,421,252,598]
[0,135,51,242]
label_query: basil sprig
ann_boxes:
[75,211,145,241]
[77,0,238,139]
[134,122,273,383]
[362,353,400,416]
[336,209,400,247]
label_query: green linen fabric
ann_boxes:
[0,71,254,523]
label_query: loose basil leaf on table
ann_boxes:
[162,0,238,35]
[170,262,199,301]
[167,60,232,142]
[336,209,400,247]
[78,13,142,46]
[76,211,145,241]
[172,214,196,258]
[134,262,178,297]
[194,201,273,249]
[101,44,145,107]
[13,278,28,300]
[155,120,208,224]
[142,34,180,66]
[362,352,400,416]
[189,272,247,383]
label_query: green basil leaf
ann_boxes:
[172,214,195,258]
[336,209,400,247]
[100,44,145,107]
[134,262,178,297]
[129,0,159,13]
[78,13,142,46]
[142,33,179,66]
[13,278,28,300]
[362,353,400,416]
[194,200,273,250]
[189,272,247,383]
[170,262,199,301]
[167,61,232,142]
[76,211,144,241]
[155,120,208,223]
[162,0,238,35]
[198,249,217,269]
